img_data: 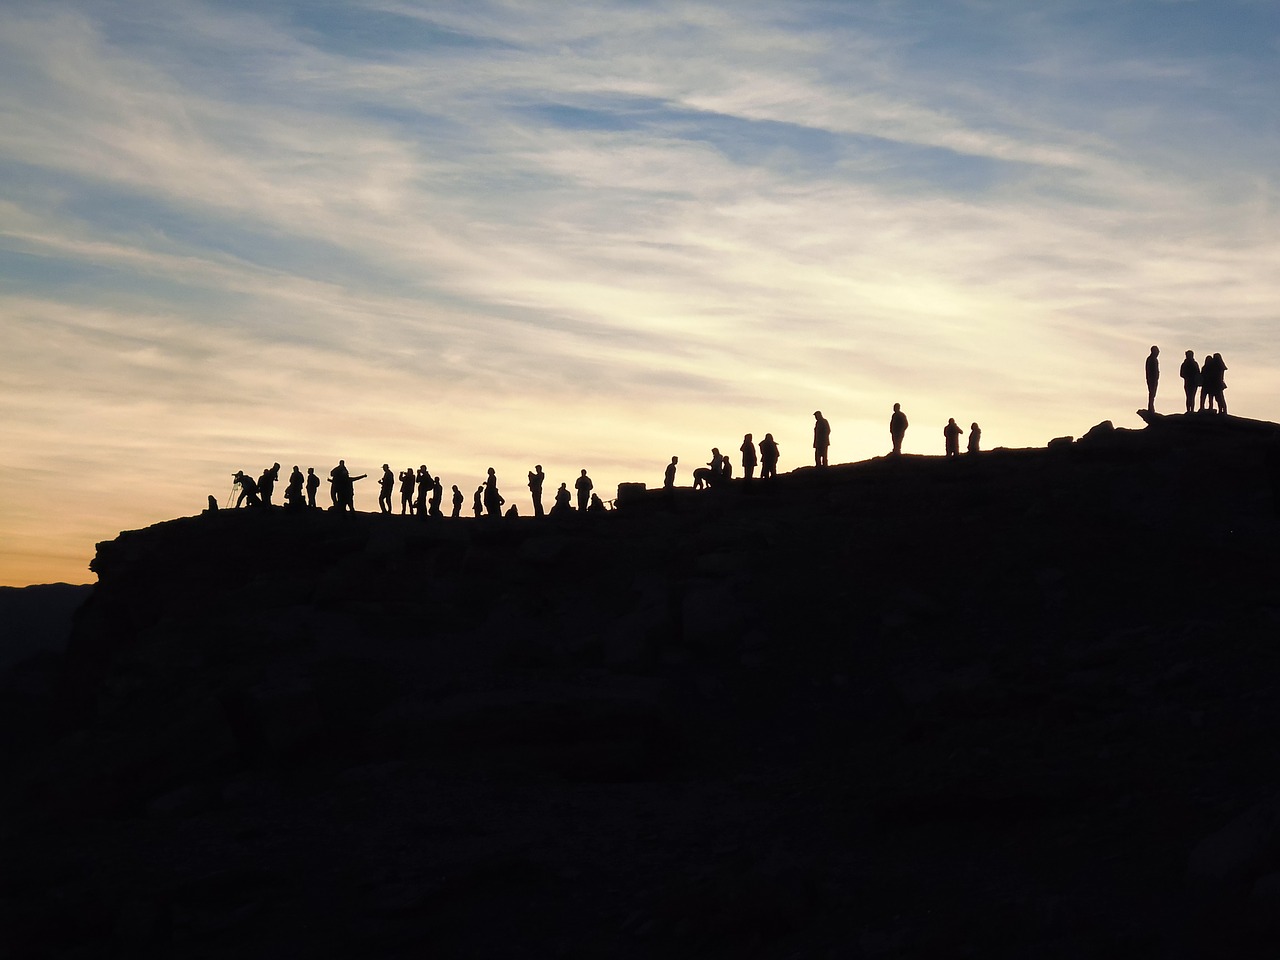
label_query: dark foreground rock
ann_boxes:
[5,414,1280,958]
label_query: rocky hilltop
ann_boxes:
[6,414,1280,958]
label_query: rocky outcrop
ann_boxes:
[6,414,1280,957]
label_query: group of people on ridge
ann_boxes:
[1146,346,1229,415]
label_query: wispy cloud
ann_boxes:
[2,0,1278,583]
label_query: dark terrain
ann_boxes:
[5,414,1280,958]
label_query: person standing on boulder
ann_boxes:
[740,434,757,482]
[1179,350,1200,414]
[378,464,395,514]
[759,433,780,479]
[1145,345,1160,413]
[813,411,830,467]
[575,469,594,512]
[890,403,908,455]
[944,418,963,457]
[528,465,546,517]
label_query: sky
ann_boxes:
[2,0,1278,586]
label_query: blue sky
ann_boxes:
[2,0,1278,584]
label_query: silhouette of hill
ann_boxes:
[0,582,93,669]
[5,414,1280,957]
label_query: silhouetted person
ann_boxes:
[696,448,723,490]
[285,466,305,509]
[528,465,545,517]
[473,485,484,518]
[329,460,349,509]
[588,493,606,513]
[206,495,219,513]
[740,434,757,482]
[967,423,981,455]
[430,477,443,517]
[484,468,504,518]
[813,411,830,467]
[551,482,571,516]
[1145,345,1160,412]
[233,470,260,507]
[414,466,431,514]
[505,504,519,518]
[759,433,779,479]
[944,418,962,457]
[722,457,732,481]
[306,468,319,509]
[575,469,593,511]
[259,462,279,507]
[664,456,678,489]
[398,467,415,514]
[1179,350,1200,414]
[1212,353,1228,414]
[451,484,463,518]
[378,464,395,514]
[890,403,908,455]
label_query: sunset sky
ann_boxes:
[2,0,1278,586]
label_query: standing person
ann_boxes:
[451,484,463,518]
[398,467,415,514]
[414,466,431,514]
[306,468,319,509]
[259,463,280,507]
[473,484,484,518]
[740,434,757,482]
[378,464,395,514]
[1212,352,1228,414]
[1179,350,1200,414]
[1145,345,1160,413]
[483,468,504,518]
[663,456,678,489]
[813,411,830,467]
[528,465,546,518]
[967,423,981,455]
[430,477,443,517]
[759,433,779,479]
[575,469,594,512]
[944,418,963,457]
[285,466,305,509]
[890,403,908,455]
[329,460,350,509]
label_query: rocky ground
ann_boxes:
[5,413,1280,958]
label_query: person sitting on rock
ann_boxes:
[551,482,572,516]
[588,492,607,513]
